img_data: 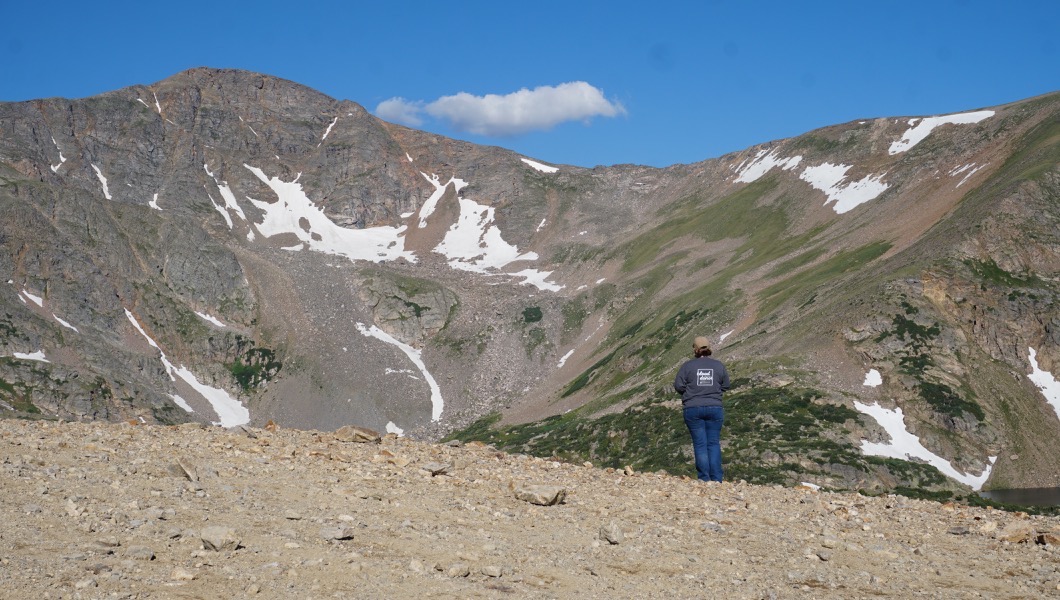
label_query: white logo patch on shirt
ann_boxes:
[697,368,714,386]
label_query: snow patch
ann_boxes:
[153,93,162,115]
[734,149,803,183]
[125,309,248,427]
[863,369,882,387]
[536,218,547,232]
[149,193,162,211]
[53,314,79,332]
[194,311,226,328]
[950,163,987,188]
[406,152,414,162]
[418,173,463,228]
[356,323,443,421]
[799,162,888,214]
[853,400,995,490]
[386,421,405,436]
[50,138,66,172]
[245,165,415,264]
[557,349,575,368]
[521,158,559,173]
[888,110,995,155]
[1027,347,1060,421]
[321,116,338,142]
[170,395,194,413]
[719,330,735,343]
[13,350,49,363]
[91,164,112,200]
[20,289,43,307]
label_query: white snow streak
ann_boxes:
[170,395,194,413]
[153,92,162,115]
[536,218,547,232]
[91,164,112,200]
[863,369,882,387]
[245,165,415,264]
[406,152,414,162]
[418,173,460,228]
[125,309,248,427]
[1027,347,1060,421]
[321,116,338,141]
[854,401,995,490]
[194,311,226,328]
[356,322,443,421]
[53,314,79,332]
[137,98,150,109]
[950,163,987,188]
[719,330,735,343]
[557,349,575,368]
[13,350,49,363]
[888,110,995,155]
[149,193,162,210]
[734,149,803,183]
[799,162,889,214]
[521,158,559,173]
[386,421,405,436]
[20,289,44,307]
[50,138,66,172]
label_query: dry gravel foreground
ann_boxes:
[1,419,1059,599]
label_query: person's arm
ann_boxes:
[674,365,687,394]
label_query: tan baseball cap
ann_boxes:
[693,336,711,352]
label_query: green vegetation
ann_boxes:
[447,382,951,491]
[522,306,543,323]
[757,242,892,316]
[226,337,282,391]
[964,258,1046,289]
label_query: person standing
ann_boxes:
[674,336,730,482]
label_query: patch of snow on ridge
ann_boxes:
[557,349,575,368]
[20,289,43,308]
[356,323,443,421]
[153,93,162,115]
[125,309,248,427]
[888,110,995,155]
[734,149,803,183]
[170,395,194,413]
[195,312,226,328]
[386,421,405,436]
[50,138,66,172]
[799,162,888,214]
[418,173,464,228]
[719,330,735,343]
[53,314,79,332]
[149,193,162,210]
[863,369,882,387]
[950,163,987,188]
[245,165,415,264]
[321,116,338,141]
[204,165,249,225]
[91,164,112,200]
[853,400,995,490]
[13,351,49,363]
[1027,347,1060,421]
[521,158,559,173]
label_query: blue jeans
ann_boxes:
[684,405,724,482]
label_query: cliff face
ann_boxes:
[1,68,1058,492]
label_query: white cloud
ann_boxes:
[375,97,425,127]
[376,82,625,136]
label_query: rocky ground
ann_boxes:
[2,418,1058,599]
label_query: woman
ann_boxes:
[673,336,730,482]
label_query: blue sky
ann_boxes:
[2,0,1056,168]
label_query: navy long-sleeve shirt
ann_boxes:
[674,356,730,408]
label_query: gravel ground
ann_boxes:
[1,418,1058,599]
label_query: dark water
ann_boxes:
[978,487,1060,507]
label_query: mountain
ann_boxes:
[1,68,1057,495]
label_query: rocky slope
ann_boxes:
[0,68,1058,494]
[2,418,1059,599]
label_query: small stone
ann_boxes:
[125,546,155,561]
[74,577,97,590]
[420,462,451,476]
[246,583,261,595]
[513,484,567,506]
[447,563,471,578]
[996,522,1035,543]
[624,465,635,476]
[947,526,970,536]
[481,565,502,577]
[284,510,303,520]
[320,526,355,541]
[600,521,624,545]
[443,440,463,448]
[170,567,196,581]
[816,550,832,562]
[201,526,241,551]
[334,425,381,443]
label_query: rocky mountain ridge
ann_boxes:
[1,68,1058,494]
